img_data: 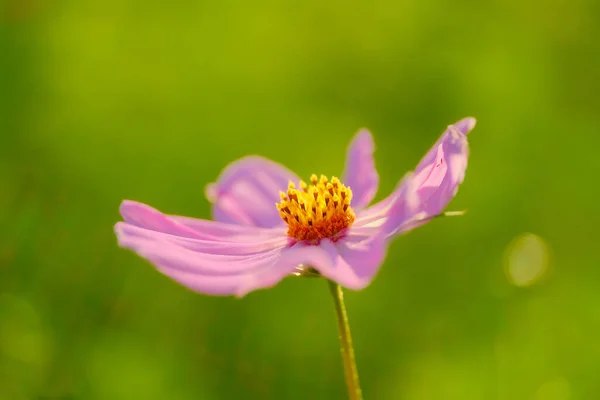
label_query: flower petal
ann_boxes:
[116,222,288,255]
[358,118,474,238]
[205,156,300,228]
[123,236,291,296]
[453,117,477,134]
[410,119,473,218]
[342,129,379,209]
[352,172,417,236]
[266,233,387,292]
[116,201,296,296]
[120,200,284,241]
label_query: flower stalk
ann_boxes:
[328,280,363,400]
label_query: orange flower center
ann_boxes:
[276,174,355,243]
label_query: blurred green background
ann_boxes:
[1,0,599,399]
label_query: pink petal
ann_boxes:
[116,201,295,296]
[411,119,473,218]
[169,214,287,241]
[359,118,474,237]
[120,200,203,239]
[342,129,379,209]
[121,200,284,241]
[454,117,477,134]
[353,173,418,237]
[205,156,300,228]
[263,233,387,293]
[116,222,288,255]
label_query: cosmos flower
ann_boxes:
[115,118,475,297]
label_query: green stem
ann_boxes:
[328,280,363,400]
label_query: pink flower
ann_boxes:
[115,118,475,297]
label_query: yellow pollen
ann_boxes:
[276,174,355,243]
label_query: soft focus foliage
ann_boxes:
[1,0,599,399]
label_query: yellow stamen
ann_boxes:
[276,175,355,243]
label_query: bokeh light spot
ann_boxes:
[504,233,550,287]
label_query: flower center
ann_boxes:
[276,174,355,243]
